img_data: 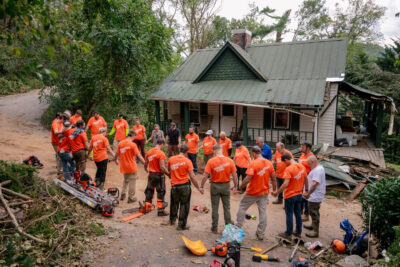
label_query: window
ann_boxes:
[189,103,200,123]
[222,104,234,116]
[263,109,272,129]
[200,103,208,116]
[163,101,168,121]
[291,113,300,131]
[274,110,289,129]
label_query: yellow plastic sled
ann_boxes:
[182,236,207,256]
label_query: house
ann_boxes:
[149,29,394,166]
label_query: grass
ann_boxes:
[387,163,400,172]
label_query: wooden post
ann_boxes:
[376,102,383,147]
[218,104,221,134]
[364,101,370,128]
[155,100,160,125]
[184,102,189,134]
[243,106,248,146]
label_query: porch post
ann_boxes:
[155,100,160,125]
[184,102,190,134]
[364,101,370,128]
[218,104,221,134]
[376,102,383,147]
[243,106,248,146]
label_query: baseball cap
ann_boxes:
[235,141,242,148]
[206,129,213,135]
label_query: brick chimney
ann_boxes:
[232,29,252,51]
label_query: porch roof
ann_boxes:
[340,82,394,103]
[150,38,348,107]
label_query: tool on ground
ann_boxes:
[211,241,229,257]
[261,236,292,255]
[289,238,304,262]
[340,219,369,255]
[310,246,330,260]
[53,171,119,217]
[245,214,256,220]
[182,236,208,256]
[226,240,240,267]
[121,201,155,222]
[240,246,262,253]
[252,253,279,262]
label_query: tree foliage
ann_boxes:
[376,40,400,74]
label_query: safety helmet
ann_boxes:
[331,239,346,254]
[101,204,114,217]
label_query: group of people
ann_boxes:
[51,113,326,240]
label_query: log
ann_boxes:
[0,185,46,244]
[0,180,11,186]
[347,182,368,202]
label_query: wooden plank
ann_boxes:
[347,182,367,202]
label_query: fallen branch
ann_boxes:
[1,187,31,200]
[0,180,11,186]
[25,207,59,227]
[0,185,46,244]
[8,200,34,207]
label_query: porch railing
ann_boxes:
[232,127,314,148]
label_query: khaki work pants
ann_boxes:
[210,182,231,229]
[72,149,87,172]
[52,145,62,173]
[122,172,138,201]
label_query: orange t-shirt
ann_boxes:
[57,136,70,153]
[132,125,146,140]
[51,119,62,145]
[116,140,140,174]
[146,147,167,173]
[185,133,200,154]
[168,155,194,186]
[90,134,109,162]
[219,138,232,157]
[70,114,83,125]
[298,152,315,174]
[282,163,307,199]
[113,119,129,141]
[245,158,275,196]
[273,149,293,177]
[234,146,250,168]
[87,116,107,136]
[202,136,217,155]
[205,155,236,183]
[66,128,88,153]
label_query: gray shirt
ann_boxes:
[152,130,164,147]
[307,165,326,203]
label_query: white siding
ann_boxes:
[318,82,338,145]
[167,101,180,120]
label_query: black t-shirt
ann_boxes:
[167,128,181,145]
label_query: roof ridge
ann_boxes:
[249,38,347,48]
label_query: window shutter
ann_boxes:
[291,113,300,131]
[263,109,272,129]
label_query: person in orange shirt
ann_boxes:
[109,114,129,151]
[298,141,315,222]
[234,141,251,191]
[235,146,277,240]
[88,127,115,189]
[57,120,75,180]
[115,130,145,203]
[144,139,169,216]
[272,142,293,204]
[184,127,200,174]
[85,111,107,137]
[200,129,217,165]
[200,144,238,233]
[51,112,63,175]
[70,109,83,125]
[132,118,146,158]
[164,144,201,230]
[218,131,232,158]
[67,120,90,172]
[272,153,308,240]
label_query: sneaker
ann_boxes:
[302,214,309,222]
[272,199,283,204]
[278,232,292,241]
[177,225,190,230]
[127,197,137,203]
[211,227,218,234]
[256,234,264,241]
[120,193,126,201]
[293,232,302,238]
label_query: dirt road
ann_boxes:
[0,91,363,266]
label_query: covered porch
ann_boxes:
[154,100,316,148]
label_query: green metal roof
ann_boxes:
[150,38,348,107]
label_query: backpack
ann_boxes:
[23,155,44,168]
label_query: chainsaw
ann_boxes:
[53,171,119,217]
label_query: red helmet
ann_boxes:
[331,239,346,254]
[101,204,114,217]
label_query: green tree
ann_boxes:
[376,40,400,74]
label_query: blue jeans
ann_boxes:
[284,194,302,236]
[59,151,75,180]
[188,153,198,174]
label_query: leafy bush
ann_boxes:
[281,134,299,145]
[0,77,44,96]
[360,177,400,249]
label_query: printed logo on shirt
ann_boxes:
[276,158,281,163]
[188,137,196,142]
[93,139,102,147]
[236,152,242,156]
[116,123,124,129]
[148,154,157,161]
[170,161,186,170]
[294,169,305,179]
[204,142,212,146]
[257,166,270,176]
[214,162,230,172]
[120,146,131,153]
[93,120,100,125]
[135,128,142,133]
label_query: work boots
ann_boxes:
[302,214,309,222]
[305,222,319,238]
[303,223,313,230]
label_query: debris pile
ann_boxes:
[0,160,107,266]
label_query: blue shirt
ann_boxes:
[261,144,272,160]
